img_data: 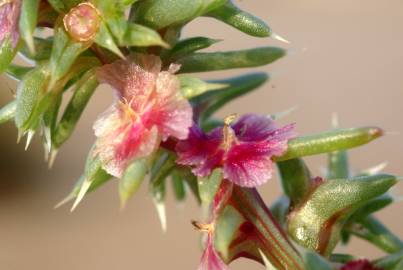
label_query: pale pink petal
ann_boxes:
[149,70,192,140]
[198,234,229,270]
[96,54,161,101]
[0,0,21,47]
[93,105,159,177]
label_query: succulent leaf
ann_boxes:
[19,0,40,54]
[119,158,148,208]
[0,100,16,125]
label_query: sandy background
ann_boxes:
[1,0,402,269]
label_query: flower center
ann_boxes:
[192,220,214,233]
[221,114,237,151]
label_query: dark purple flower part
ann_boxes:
[341,260,383,270]
[0,0,21,48]
[176,114,295,187]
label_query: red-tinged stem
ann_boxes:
[218,186,305,270]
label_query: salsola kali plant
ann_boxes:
[0,1,402,269]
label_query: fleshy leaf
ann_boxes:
[132,0,226,29]
[118,23,168,48]
[52,69,98,149]
[49,26,91,88]
[198,168,223,205]
[0,37,17,74]
[287,174,397,256]
[327,150,350,179]
[94,21,124,58]
[375,251,403,270]
[15,64,51,133]
[19,0,40,54]
[191,73,268,121]
[163,36,220,62]
[276,127,384,161]
[277,158,311,205]
[171,170,186,202]
[178,47,285,73]
[0,100,16,125]
[346,216,403,253]
[6,64,33,80]
[178,75,228,99]
[70,147,112,211]
[119,158,148,208]
[206,1,272,37]
[19,37,53,61]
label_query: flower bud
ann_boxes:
[63,2,101,42]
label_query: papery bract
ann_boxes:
[341,260,383,270]
[176,114,295,187]
[94,54,192,177]
[0,0,21,48]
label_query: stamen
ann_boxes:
[222,114,237,150]
[191,220,214,233]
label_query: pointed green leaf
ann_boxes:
[15,64,51,132]
[163,36,220,61]
[132,0,226,29]
[346,216,403,253]
[42,92,62,152]
[171,170,186,202]
[302,250,333,270]
[198,168,223,205]
[349,194,393,222]
[327,150,350,179]
[178,75,228,99]
[0,100,16,125]
[119,158,148,208]
[0,38,17,74]
[47,0,66,13]
[70,147,112,211]
[178,47,285,73]
[287,174,397,256]
[192,73,268,121]
[19,0,40,54]
[119,23,168,48]
[206,1,272,37]
[94,21,124,58]
[49,26,90,87]
[19,37,53,61]
[277,158,311,205]
[6,65,33,81]
[277,127,384,161]
[374,251,403,270]
[53,69,98,149]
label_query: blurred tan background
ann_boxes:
[1,0,403,269]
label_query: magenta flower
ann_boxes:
[176,114,295,187]
[341,260,383,270]
[94,54,192,177]
[0,0,21,48]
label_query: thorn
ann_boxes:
[362,162,388,176]
[70,179,92,212]
[48,149,58,169]
[54,193,75,209]
[153,200,167,233]
[25,130,35,150]
[331,113,339,128]
[271,32,290,44]
[269,106,298,120]
[258,249,276,270]
[17,130,25,144]
[43,126,52,153]
[384,131,401,136]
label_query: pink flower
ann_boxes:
[94,54,192,177]
[341,260,383,270]
[176,114,295,187]
[0,0,21,48]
